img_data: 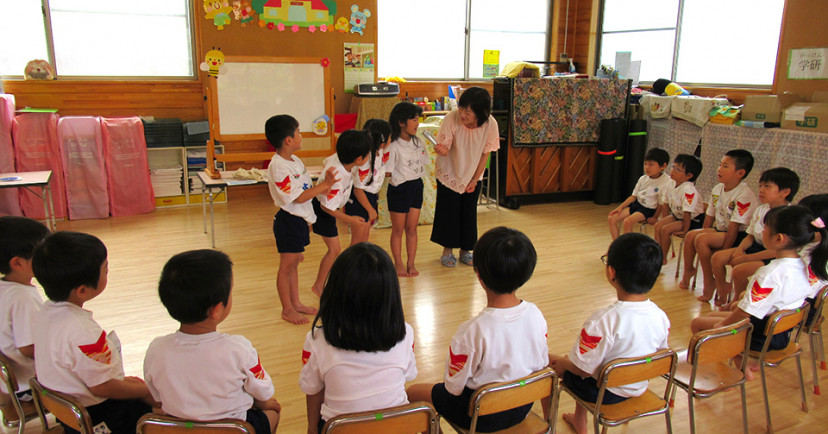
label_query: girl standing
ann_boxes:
[345,119,392,245]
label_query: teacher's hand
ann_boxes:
[434,144,449,156]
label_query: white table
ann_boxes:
[0,170,56,231]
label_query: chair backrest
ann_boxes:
[763,302,810,341]
[600,349,677,388]
[28,378,93,434]
[688,318,753,365]
[137,414,256,434]
[0,351,20,396]
[807,285,828,331]
[322,401,438,434]
[469,367,557,417]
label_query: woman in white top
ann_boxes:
[431,87,500,268]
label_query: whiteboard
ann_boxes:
[213,60,327,138]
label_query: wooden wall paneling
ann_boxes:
[397,81,494,102]
[531,146,562,194]
[561,145,595,192]
[506,146,534,195]
[773,0,828,96]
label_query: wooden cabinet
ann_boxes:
[502,144,596,204]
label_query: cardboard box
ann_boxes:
[812,91,828,103]
[781,102,828,133]
[742,94,804,123]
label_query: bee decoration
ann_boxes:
[200,47,227,78]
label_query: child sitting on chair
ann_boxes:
[608,148,672,240]
[144,249,280,434]
[652,154,704,265]
[406,227,548,432]
[550,233,670,434]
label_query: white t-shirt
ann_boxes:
[661,181,704,220]
[352,149,390,195]
[33,301,125,407]
[0,280,43,394]
[299,323,417,422]
[434,111,500,194]
[706,182,757,232]
[738,258,811,318]
[267,153,316,224]
[568,300,670,397]
[386,136,427,186]
[316,154,353,211]
[143,331,275,421]
[443,301,548,395]
[745,203,784,245]
[633,173,673,209]
[801,241,828,298]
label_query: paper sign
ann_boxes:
[629,60,641,86]
[615,51,631,79]
[344,43,375,93]
[788,48,828,80]
[483,50,500,78]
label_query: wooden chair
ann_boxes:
[29,377,93,434]
[669,319,753,434]
[748,303,811,434]
[805,285,828,395]
[556,349,677,434]
[0,352,38,434]
[445,367,558,434]
[322,401,438,434]
[137,414,256,434]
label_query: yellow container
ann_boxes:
[155,195,187,207]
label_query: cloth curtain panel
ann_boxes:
[0,94,22,216]
[11,113,67,219]
[101,117,155,216]
[58,116,110,219]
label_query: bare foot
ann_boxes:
[311,285,323,297]
[562,413,587,434]
[696,295,712,302]
[395,263,410,277]
[662,258,668,266]
[295,303,318,316]
[744,362,760,381]
[407,264,419,277]
[281,309,309,325]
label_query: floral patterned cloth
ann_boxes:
[512,78,629,146]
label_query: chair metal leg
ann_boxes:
[740,383,748,434]
[665,401,673,434]
[796,355,809,412]
[819,328,827,370]
[548,383,560,434]
[811,332,821,394]
[675,238,685,278]
[594,413,602,434]
[687,392,696,434]
[760,363,773,433]
[691,256,700,291]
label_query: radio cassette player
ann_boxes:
[354,82,400,97]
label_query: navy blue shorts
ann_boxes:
[629,200,657,219]
[563,371,628,405]
[387,179,424,213]
[273,210,310,254]
[246,408,271,434]
[744,240,772,265]
[344,190,378,222]
[688,216,704,230]
[59,398,151,434]
[312,198,338,238]
[431,383,532,432]
[749,314,791,352]
[733,231,749,248]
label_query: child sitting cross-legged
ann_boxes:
[143,249,280,434]
[406,227,548,432]
[549,233,670,434]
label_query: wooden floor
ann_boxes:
[5,197,828,433]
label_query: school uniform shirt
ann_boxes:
[352,149,390,195]
[738,258,811,318]
[746,203,774,245]
[33,301,125,407]
[434,111,500,194]
[299,323,417,422]
[632,173,673,209]
[568,300,670,397]
[267,153,316,224]
[706,182,757,232]
[143,331,274,421]
[443,301,548,396]
[799,241,827,298]
[316,154,354,211]
[386,136,428,186]
[0,280,43,394]
[662,180,704,221]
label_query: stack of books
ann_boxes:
[150,165,183,196]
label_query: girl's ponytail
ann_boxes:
[363,119,391,187]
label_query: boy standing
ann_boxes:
[266,115,338,325]
[550,233,670,434]
[0,217,49,422]
[144,250,280,434]
[407,227,548,431]
[32,231,153,433]
[608,148,672,240]
[653,154,705,264]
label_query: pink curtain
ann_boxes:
[101,117,155,216]
[11,113,67,219]
[0,95,22,216]
[58,116,109,219]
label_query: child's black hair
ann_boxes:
[336,129,371,165]
[607,233,662,294]
[764,205,828,281]
[312,242,405,352]
[158,249,233,324]
[799,194,828,281]
[264,114,299,150]
[389,102,422,142]
[0,216,50,275]
[644,147,670,167]
[759,167,800,203]
[32,231,107,302]
[724,149,754,178]
[673,154,703,183]
[458,87,492,127]
[473,226,537,294]
[362,119,392,186]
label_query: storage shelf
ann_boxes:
[147,145,225,207]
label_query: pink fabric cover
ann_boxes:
[11,113,67,219]
[101,117,154,216]
[0,95,22,216]
[58,116,109,219]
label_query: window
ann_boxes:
[377,0,550,80]
[0,0,195,79]
[598,0,784,86]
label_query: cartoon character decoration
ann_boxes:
[204,0,233,30]
[255,0,336,31]
[312,115,330,136]
[232,0,255,27]
[200,48,227,78]
[334,16,350,32]
[349,5,370,35]
[24,59,55,80]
